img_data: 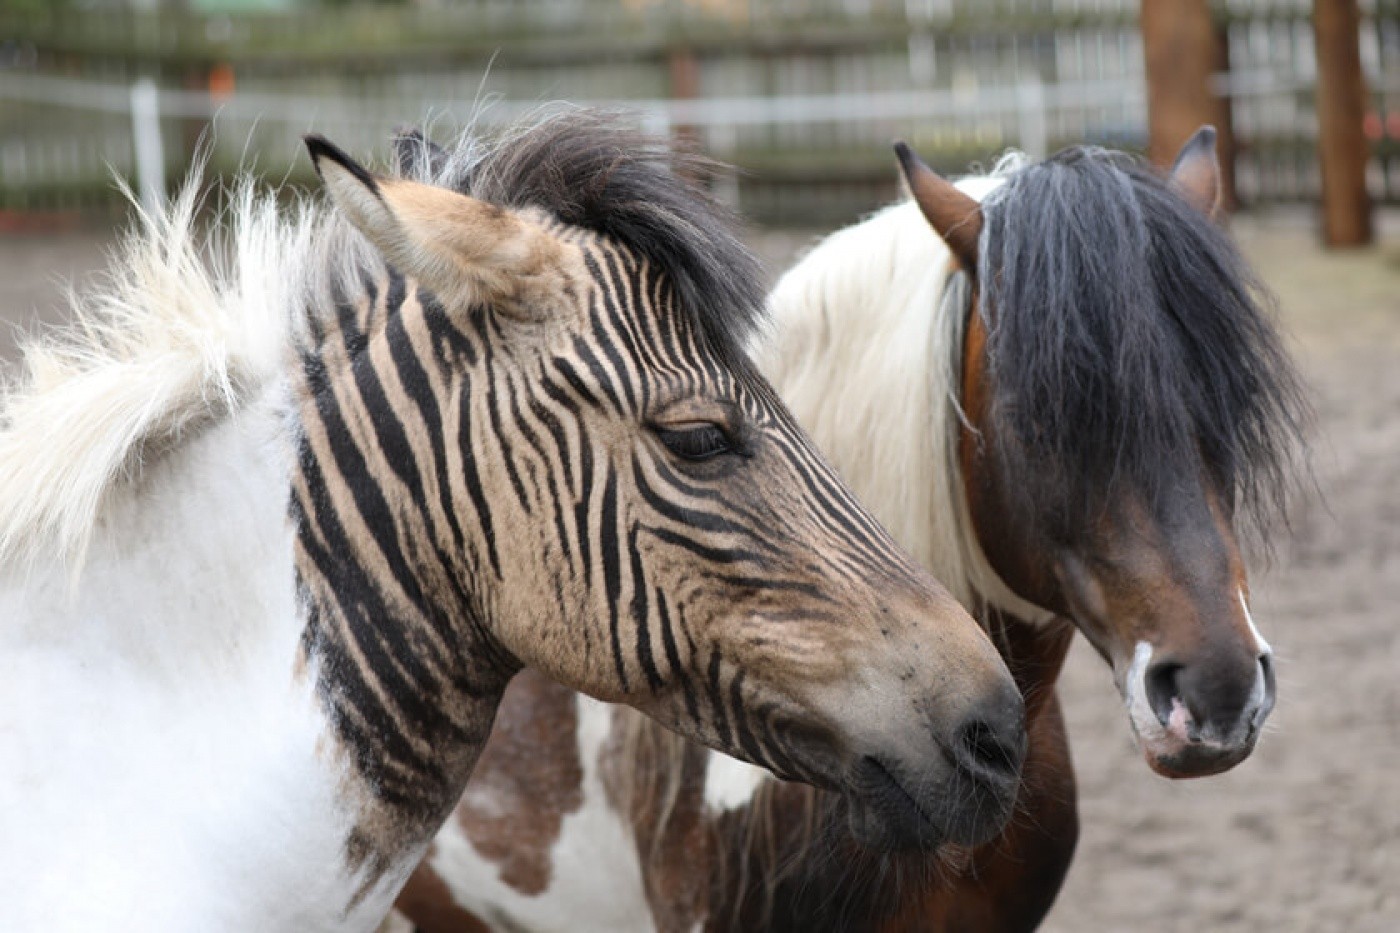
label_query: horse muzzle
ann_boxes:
[1123,640,1276,778]
[842,692,1027,851]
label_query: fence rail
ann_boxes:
[1,0,1397,226]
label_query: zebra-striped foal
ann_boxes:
[0,112,1023,932]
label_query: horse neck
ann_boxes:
[291,267,517,883]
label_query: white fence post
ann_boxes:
[130,77,166,214]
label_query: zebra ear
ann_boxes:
[1169,125,1222,219]
[894,141,983,272]
[305,134,566,321]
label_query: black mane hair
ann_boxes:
[976,145,1310,537]
[392,110,765,367]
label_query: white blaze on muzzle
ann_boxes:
[1123,640,1174,746]
[1241,588,1272,655]
[1240,588,1274,734]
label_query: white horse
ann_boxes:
[0,113,1023,931]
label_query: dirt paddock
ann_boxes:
[3,207,1396,931]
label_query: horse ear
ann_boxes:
[305,134,566,321]
[894,141,982,272]
[391,127,449,179]
[1168,126,1222,219]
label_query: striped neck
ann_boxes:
[291,266,517,887]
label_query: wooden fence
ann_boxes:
[0,0,1396,226]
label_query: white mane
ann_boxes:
[0,111,635,574]
[758,159,1050,624]
[0,176,316,570]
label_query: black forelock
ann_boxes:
[976,145,1310,538]
[396,110,765,368]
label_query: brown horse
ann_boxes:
[393,128,1308,932]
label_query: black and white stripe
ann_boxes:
[293,112,941,876]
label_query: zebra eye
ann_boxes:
[654,423,733,461]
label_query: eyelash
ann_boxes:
[654,424,734,461]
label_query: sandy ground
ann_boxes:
[3,208,1396,930]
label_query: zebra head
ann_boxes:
[304,117,1024,853]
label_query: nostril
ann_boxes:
[953,717,1023,785]
[1144,661,1183,728]
[1255,652,1277,724]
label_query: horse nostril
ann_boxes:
[1144,660,1184,728]
[952,712,1025,787]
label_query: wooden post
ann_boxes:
[1141,0,1218,167]
[667,45,700,149]
[1313,0,1373,247]
[1141,0,1238,209]
[1211,22,1238,213]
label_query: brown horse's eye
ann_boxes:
[655,424,733,461]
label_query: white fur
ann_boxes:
[0,179,305,572]
[0,175,417,929]
[1122,640,1167,745]
[0,392,399,930]
[757,176,1049,623]
[1241,588,1271,655]
[702,751,767,814]
[428,697,655,933]
[1238,589,1272,729]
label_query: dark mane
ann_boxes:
[395,110,765,366]
[976,145,1310,537]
